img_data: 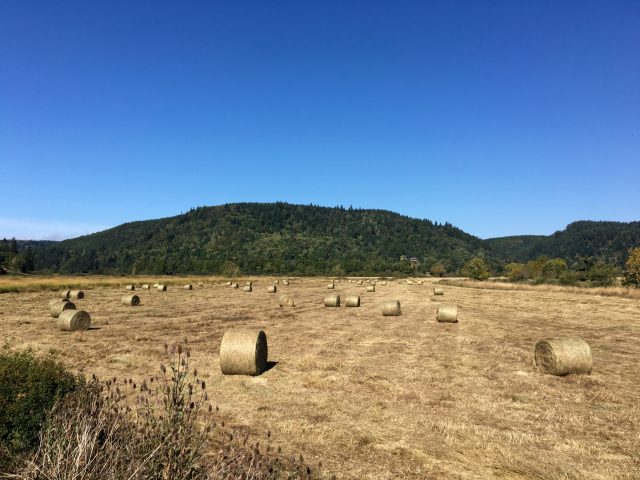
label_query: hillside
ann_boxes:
[32,203,490,275]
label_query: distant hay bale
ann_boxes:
[184,284,193,290]
[534,338,593,376]
[243,285,252,292]
[433,287,444,295]
[267,285,277,293]
[219,329,268,376]
[327,283,335,289]
[407,280,413,285]
[436,305,458,323]
[380,281,387,285]
[278,296,295,307]
[125,285,135,291]
[245,281,252,286]
[274,280,279,284]
[231,282,239,289]
[226,281,232,285]
[57,309,91,331]
[142,284,150,290]
[49,299,76,318]
[157,285,167,291]
[417,280,424,285]
[69,290,84,299]
[59,289,71,299]
[282,280,289,286]
[382,301,401,316]
[121,294,140,306]
[324,295,340,307]
[153,283,160,288]
[345,295,360,307]
[366,285,375,292]
[356,280,363,285]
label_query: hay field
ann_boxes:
[1,277,639,479]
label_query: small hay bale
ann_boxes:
[382,301,401,316]
[324,295,340,307]
[417,280,424,285]
[274,280,279,284]
[59,289,71,299]
[57,309,91,331]
[142,284,150,290]
[436,305,458,323]
[69,290,84,299]
[356,280,363,285]
[327,283,335,289]
[226,281,232,285]
[267,285,277,293]
[157,285,167,291]
[121,294,140,306]
[125,285,135,291]
[278,296,295,307]
[534,338,592,376]
[245,281,252,286]
[48,298,69,309]
[433,287,444,295]
[366,285,375,292]
[243,285,252,292]
[345,295,360,307]
[231,282,239,289]
[49,299,76,318]
[219,329,268,376]
[407,280,413,285]
[282,280,289,286]
[184,284,193,290]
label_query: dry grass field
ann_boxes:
[1,277,639,479]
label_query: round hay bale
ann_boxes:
[157,285,167,291]
[142,284,150,290]
[184,284,193,290]
[125,285,135,291]
[324,295,340,307]
[274,280,279,284]
[382,301,401,316]
[231,282,239,289]
[243,285,252,292]
[226,281,232,286]
[380,281,387,285]
[366,285,375,292]
[57,309,91,331]
[282,280,289,286]
[417,280,424,285]
[327,283,335,289]
[245,281,252,286]
[48,298,69,309]
[278,296,295,307]
[49,299,76,318]
[59,289,71,299]
[534,338,592,376]
[345,295,360,307]
[407,280,413,285]
[219,329,268,376]
[267,285,277,293]
[356,280,363,285]
[436,305,458,323]
[153,283,160,288]
[121,294,140,306]
[69,290,84,299]
[433,287,444,295]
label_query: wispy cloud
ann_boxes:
[0,218,110,241]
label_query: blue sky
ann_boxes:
[1,1,638,240]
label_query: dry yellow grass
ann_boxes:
[1,276,639,479]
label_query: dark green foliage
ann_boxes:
[0,347,80,471]
[460,257,490,280]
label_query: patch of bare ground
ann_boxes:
[1,277,639,479]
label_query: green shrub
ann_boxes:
[586,262,618,287]
[460,257,490,280]
[558,270,579,286]
[0,346,80,471]
[622,247,640,287]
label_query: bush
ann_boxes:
[586,262,618,287]
[460,257,490,281]
[623,247,640,288]
[558,270,579,286]
[0,346,80,472]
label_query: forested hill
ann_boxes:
[486,221,640,265]
[32,203,490,275]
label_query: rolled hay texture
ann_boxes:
[274,280,279,284]
[382,301,402,316]
[417,280,424,285]
[184,284,193,290]
[243,285,252,292]
[380,281,387,285]
[69,290,84,299]
[219,329,268,376]
[282,280,289,286]
[366,285,375,293]
[324,295,340,307]
[57,309,91,331]
[436,305,458,323]
[231,282,239,289]
[59,289,71,299]
[153,283,160,288]
[121,294,140,306]
[49,299,76,318]
[125,285,135,291]
[278,296,295,307]
[245,281,252,286]
[327,283,335,289]
[433,287,444,295]
[157,285,167,291]
[226,281,232,286]
[407,280,414,285]
[267,285,277,293]
[142,284,150,290]
[345,295,360,307]
[534,338,592,376]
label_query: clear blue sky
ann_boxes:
[1,1,638,240]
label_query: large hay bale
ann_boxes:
[366,285,375,293]
[433,287,444,295]
[59,289,71,299]
[345,295,360,307]
[142,284,150,290]
[69,290,84,299]
[49,299,76,318]
[231,282,239,289]
[157,285,167,291]
[436,305,458,323]
[534,338,592,376]
[278,296,295,307]
[219,329,268,376]
[382,300,401,316]
[184,284,193,290]
[324,295,340,307]
[267,285,277,293]
[121,294,140,306]
[57,309,91,331]
[243,285,252,292]
[125,285,135,291]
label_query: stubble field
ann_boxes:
[1,277,639,479]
